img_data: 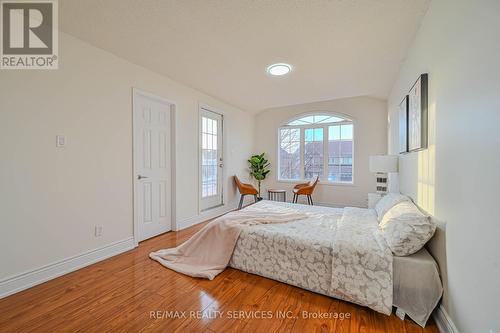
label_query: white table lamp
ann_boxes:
[369,155,398,194]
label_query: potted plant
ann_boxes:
[248,153,270,200]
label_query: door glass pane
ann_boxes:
[304,128,323,180]
[201,117,218,197]
[279,128,301,179]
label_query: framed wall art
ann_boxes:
[408,73,428,151]
[398,95,409,154]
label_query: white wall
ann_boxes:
[387,0,500,332]
[0,32,254,281]
[255,96,387,207]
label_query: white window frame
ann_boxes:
[277,112,355,186]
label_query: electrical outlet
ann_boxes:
[94,225,103,237]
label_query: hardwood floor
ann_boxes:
[0,222,440,333]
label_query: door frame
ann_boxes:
[132,88,176,247]
[198,103,226,213]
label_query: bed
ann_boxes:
[229,201,443,327]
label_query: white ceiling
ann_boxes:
[59,0,429,113]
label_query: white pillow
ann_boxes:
[374,193,410,221]
[379,201,436,256]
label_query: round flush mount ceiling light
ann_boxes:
[266,63,292,76]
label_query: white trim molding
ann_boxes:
[177,202,237,230]
[0,237,134,299]
[433,304,459,333]
[295,201,366,209]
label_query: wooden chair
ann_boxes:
[292,176,319,205]
[234,176,258,209]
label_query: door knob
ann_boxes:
[137,175,149,180]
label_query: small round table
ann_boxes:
[267,189,286,202]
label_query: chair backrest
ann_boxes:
[309,175,319,188]
[234,175,243,191]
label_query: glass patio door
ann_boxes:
[199,108,223,210]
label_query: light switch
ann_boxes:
[56,135,66,147]
[95,225,103,237]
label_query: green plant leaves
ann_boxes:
[248,153,271,184]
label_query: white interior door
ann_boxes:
[134,91,172,241]
[200,108,223,211]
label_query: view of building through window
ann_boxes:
[304,127,324,179]
[279,128,301,180]
[279,114,353,183]
[201,116,218,197]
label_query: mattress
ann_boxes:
[392,248,443,326]
[228,201,443,327]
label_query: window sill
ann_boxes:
[277,179,356,187]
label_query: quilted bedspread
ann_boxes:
[229,201,393,315]
[329,207,393,314]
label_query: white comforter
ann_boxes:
[230,201,393,315]
[330,207,393,314]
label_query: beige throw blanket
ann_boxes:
[150,202,307,280]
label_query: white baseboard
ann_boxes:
[177,202,238,230]
[433,304,459,333]
[0,237,135,299]
[315,201,346,208]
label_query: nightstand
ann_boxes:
[367,193,383,209]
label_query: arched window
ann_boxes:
[278,112,353,183]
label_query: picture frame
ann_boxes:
[408,73,428,151]
[398,95,409,154]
